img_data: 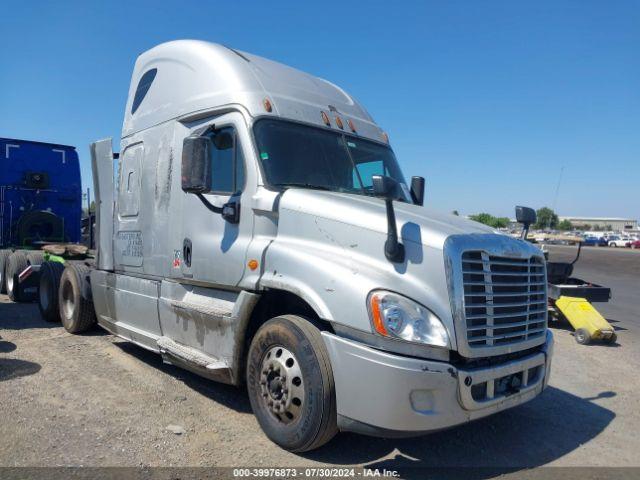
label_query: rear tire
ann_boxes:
[0,249,12,294]
[575,328,591,345]
[58,263,96,333]
[6,252,32,302]
[246,315,338,452]
[38,261,65,322]
[603,332,618,344]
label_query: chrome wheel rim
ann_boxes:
[61,280,74,320]
[259,346,304,424]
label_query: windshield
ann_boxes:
[253,119,409,200]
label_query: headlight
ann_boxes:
[368,290,450,348]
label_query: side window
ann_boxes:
[353,160,384,188]
[131,69,157,114]
[208,127,245,194]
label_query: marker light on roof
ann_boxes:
[335,116,344,129]
[381,132,389,143]
[263,98,273,112]
[348,119,356,132]
[321,111,331,126]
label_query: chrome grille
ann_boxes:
[462,252,546,348]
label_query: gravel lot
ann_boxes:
[1,246,639,476]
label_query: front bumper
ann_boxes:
[321,330,553,436]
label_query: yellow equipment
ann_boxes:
[555,296,617,345]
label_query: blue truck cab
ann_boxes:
[0,138,82,248]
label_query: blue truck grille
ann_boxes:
[461,252,547,348]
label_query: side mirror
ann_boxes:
[515,206,536,240]
[410,176,425,206]
[181,135,212,193]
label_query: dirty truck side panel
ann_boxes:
[90,270,162,351]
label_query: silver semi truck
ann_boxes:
[57,40,553,452]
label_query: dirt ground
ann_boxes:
[1,246,639,475]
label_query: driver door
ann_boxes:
[176,112,252,287]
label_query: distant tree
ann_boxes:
[469,213,495,226]
[494,217,511,228]
[534,207,559,229]
[469,213,510,229]
[558,219,573,231]
[452,210,460,216]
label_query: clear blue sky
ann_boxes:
[1,0,638,219]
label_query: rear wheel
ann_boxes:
[246,315,337,452]
[38,261,65,322]
[603,332,618,344]
[575,328,591,345]
[6,252,32,302]
[0,249,12,293]
[59,263,96,333]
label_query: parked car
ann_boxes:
[598,237,610,247]
[629,239,640,249]
[582,236,599,246]
[608,236,630,247]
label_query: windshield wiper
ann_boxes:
[273,182,334,191]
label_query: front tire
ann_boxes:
[246,315,337,452]
[59,263,96,333]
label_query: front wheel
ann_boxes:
[246,315,337,452]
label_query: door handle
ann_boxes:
[183,238,192,268]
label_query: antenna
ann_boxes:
[551,166,564,229]
[552,166,564,212]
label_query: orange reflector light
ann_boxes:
[370,293,389,336]
[348,119,356,132]
[263,98,273,112]
[321,111,330,126]
[381,132,389,143]
[335,116,344,129]
[248,259,259,271]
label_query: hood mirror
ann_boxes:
[372,175,405,263]
[515,206,536,240]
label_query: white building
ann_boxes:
[559,216,638,231]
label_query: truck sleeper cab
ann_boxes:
[0,138,82,297]
[73,40,553,452]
